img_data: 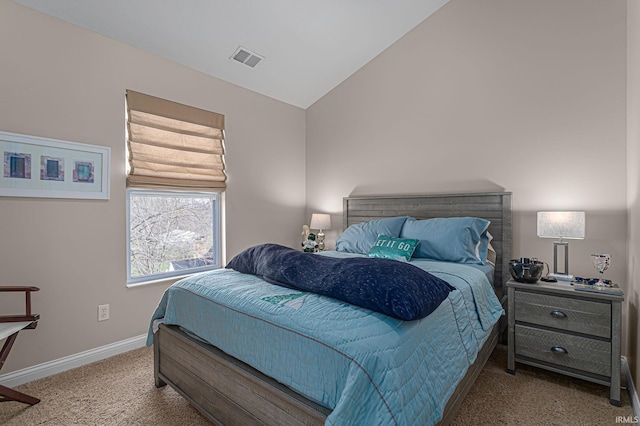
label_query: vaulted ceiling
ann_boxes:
[13,0,449,108]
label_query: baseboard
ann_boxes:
[0,333,147,388]
[622,356,640,417]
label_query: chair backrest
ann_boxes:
[0,286,40,323]
[0,286,41,405]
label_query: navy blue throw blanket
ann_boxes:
[226,244,455,321]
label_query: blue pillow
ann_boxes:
[400,217,490,264]
[336,216,410,254]
[368,235,419,262]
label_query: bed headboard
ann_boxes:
[342,192,512,294]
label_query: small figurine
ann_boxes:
[301,224,310,240]
[302,232,318,252]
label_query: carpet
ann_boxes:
[0,343,634,425]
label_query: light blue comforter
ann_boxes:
[147,251,503,425]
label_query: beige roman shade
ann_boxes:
[126,90,226,190]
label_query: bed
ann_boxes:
[149,192,512,425]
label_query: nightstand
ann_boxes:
[506,279,623,406]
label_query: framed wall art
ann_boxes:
[0,130,110,200]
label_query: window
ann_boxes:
[125,90,226,285]
[127,190,221,284]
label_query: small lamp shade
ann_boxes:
[310,213,331,230]
[537,211,585,279]
[537,211,585,239]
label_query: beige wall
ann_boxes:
[307,0,629,350]
[628,0,640,387]
[0,1,306,373]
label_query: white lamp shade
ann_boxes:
[537,211,585,239]
[310,213,331,230]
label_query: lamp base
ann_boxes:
[317,230,325,251]
[548,273,574,282]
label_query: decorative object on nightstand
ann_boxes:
[508,257,544,283]
[301,232,318,252]
[591,253,611,286]
[537,211,585,281]
[310,213,331,251]
[573,255,621,295]
[301,224,310,240]
[573,281,623,295]
[507,279,623,406]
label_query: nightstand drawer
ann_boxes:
[514,291,610,338]
[515,324,610,377]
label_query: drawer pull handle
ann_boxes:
[550,310,567,319]
[551,346,568,355]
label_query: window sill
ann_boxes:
[126,274,194,288]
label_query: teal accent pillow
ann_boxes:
[400,217,491,264]
[336,216,410,254]
[367,235,419,262]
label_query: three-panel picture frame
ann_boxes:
[0,130,110,200]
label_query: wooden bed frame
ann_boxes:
[154,192,512,425]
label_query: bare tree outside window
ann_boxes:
[128,191,220,282]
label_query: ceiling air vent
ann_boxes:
[231,46,264,68]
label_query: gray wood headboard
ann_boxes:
[342,192,512,295]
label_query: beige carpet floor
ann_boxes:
[0,343,634,425]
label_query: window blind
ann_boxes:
[126,90,226,190]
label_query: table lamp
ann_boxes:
[310,213,331,251]
[537,211,585,281]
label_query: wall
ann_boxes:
[628,0,640,387]
[0,0,306,373]
[307,0,628,350]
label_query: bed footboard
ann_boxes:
[154,323,331,425]
[154,322,499,426]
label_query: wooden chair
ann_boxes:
[0,286,40,405]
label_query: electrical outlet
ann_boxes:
[98,304,109,321]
